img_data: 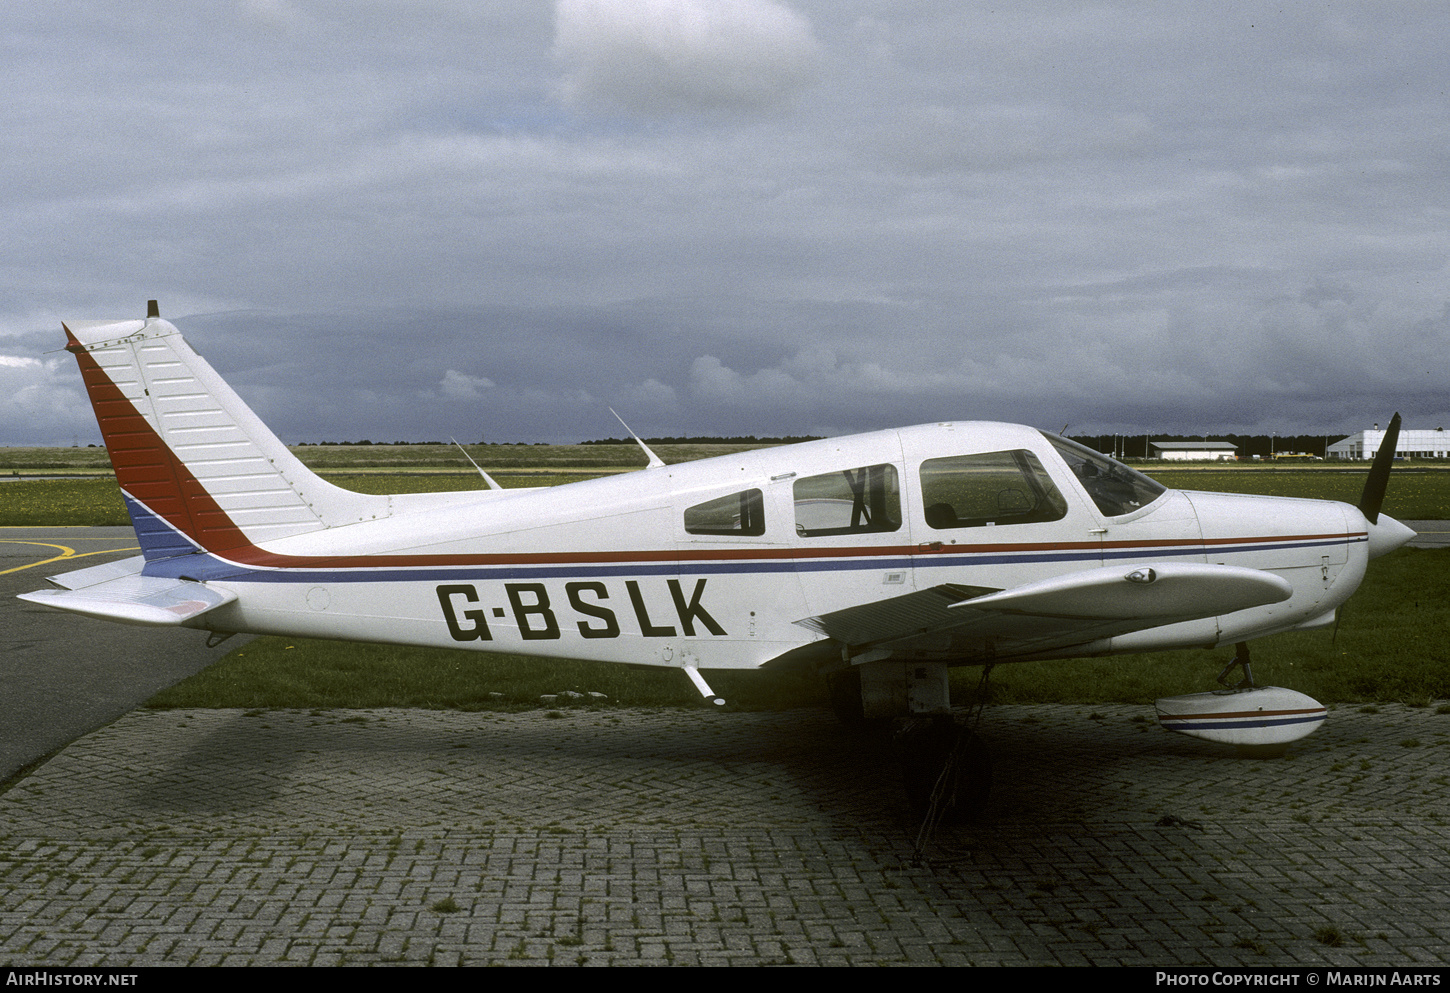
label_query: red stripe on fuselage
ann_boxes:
[176,520,1362,573]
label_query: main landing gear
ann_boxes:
[829,661,995,828]
[897,715,993,825]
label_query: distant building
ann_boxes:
[1147,441,1238,461]
[1327,425,1449,460]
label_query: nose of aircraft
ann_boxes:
[1364,512,1416,559]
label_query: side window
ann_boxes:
[793,464,901,537]
[684,489,765,536]
[919,450,1068,529]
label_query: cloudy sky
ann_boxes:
[4,1,1447,445]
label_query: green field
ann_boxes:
[0,443,760,526]
[0,441,756,476]
[6,444,1450,524]
[1145,466,1450,514]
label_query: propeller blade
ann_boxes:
[1358,412,1400,525]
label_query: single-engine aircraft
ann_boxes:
[21,304,1416,817]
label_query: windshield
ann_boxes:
[1045,435,1166,517]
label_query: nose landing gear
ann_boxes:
[1216,641,1256,690]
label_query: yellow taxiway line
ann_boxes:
[0,540,140,576]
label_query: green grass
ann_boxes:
[0,446,115,472]
[1145,467,1450,518]
[0,478,132,526]
[147,548,1447,710]
[0,442,766,476]
[6,447,1450,524]
[0,443,760,524]
[146,638,824,711]
[320,472,597,494]
[978,549,1449,704]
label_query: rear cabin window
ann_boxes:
[684,489,765,536]
[919,450,1068,529]
[793,464,902,537]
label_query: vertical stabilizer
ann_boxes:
[64,312,390,557]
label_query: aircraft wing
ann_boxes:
[793,562,1293,664]
[19,566,237,626]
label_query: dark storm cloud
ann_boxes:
[2,2,1446,446]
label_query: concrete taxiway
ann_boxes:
[1,528,243,780]
[0,704,1447,967]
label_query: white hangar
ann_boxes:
[1147,441,1238,461]
[1328,425,1448,460]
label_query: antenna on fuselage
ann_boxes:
[451,437,503,490]
[609,408,666,469]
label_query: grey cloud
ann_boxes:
[553,0,821,114]
[1,3,1446,448]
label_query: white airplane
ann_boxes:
[21,304,1415,817]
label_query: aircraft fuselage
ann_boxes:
[25,315,1412,687]
[133,423,1375,670]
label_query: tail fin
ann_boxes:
[65,307,388,559]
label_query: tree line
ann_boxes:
[1071,433,1350,459]
[286,432,1355,458]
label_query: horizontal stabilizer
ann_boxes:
[19,575,237,626]
[43,553,146,591]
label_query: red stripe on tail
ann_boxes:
[65,325,253,555]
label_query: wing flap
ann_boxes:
[795,582,997,645]
[19,574,237,626]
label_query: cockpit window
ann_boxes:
[793,464,902,537]
[1046,435,1166,517]
[684,489,765,536]
[919,450,1068,529]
